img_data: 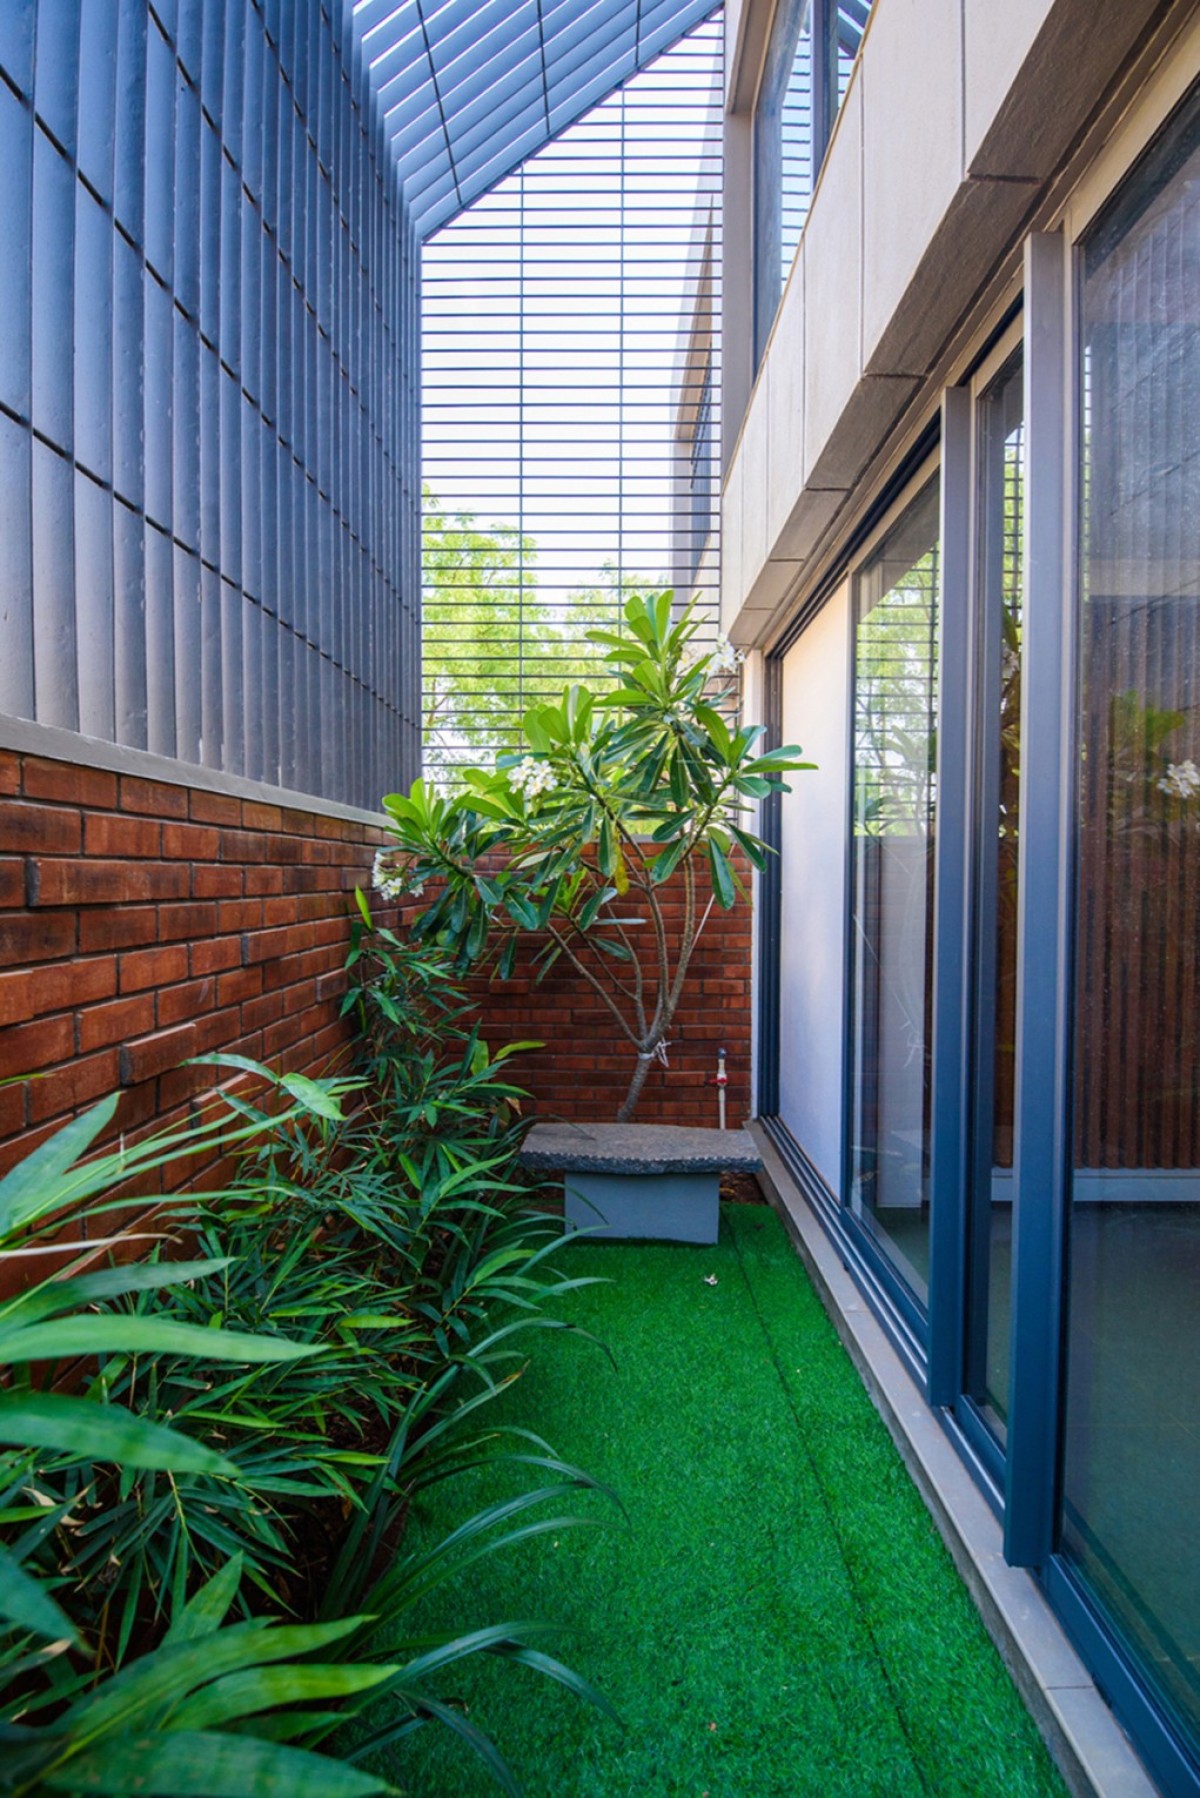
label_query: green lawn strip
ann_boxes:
[724,1205,1063,1796]
[372,1206,1065,1797]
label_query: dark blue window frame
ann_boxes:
[756,207,1200,1790]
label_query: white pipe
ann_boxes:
[716,1046,727,1131]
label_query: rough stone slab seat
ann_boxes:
[519,1122,761,1245]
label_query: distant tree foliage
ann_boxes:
[422,492,544,776]
[422,490,660,781]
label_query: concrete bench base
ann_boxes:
[519,1121,761,1246]
[565,1169,720,1243]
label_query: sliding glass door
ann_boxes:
[763,88,1200,1787]
[848,479,940,1310]
[1060,92,1200,1760]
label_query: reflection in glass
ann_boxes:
[965,351,1024,1440]
[752,1,872,363]
[849,480,940,1305]
[778,7,816,284]
[1063,93,1200,1756]
[754,0,814,359]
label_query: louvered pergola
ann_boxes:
[349,0,721,234]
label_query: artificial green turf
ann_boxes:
[382,1205,1066,1797]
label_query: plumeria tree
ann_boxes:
[375,592,811,1121]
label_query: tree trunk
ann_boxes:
[617,1048,657,1122]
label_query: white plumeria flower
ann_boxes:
[371,850,420,901]
[711,635,744,676]
[1158,759,1200,801]
[508,756,557,800]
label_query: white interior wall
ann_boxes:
[778,582,850,1191]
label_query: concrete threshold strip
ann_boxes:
[750,1123,1160,1798]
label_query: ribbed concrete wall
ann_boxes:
[0,0,421,811]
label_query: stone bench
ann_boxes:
[518,1121,762,1245]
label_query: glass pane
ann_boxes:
[779,7,816,286]
[753,0,813,360]
[836,2,870,107]
[1063,92,1200,1756]
[849,479,941,1306]
[965,350,1024,1440]
[753,1,872,364]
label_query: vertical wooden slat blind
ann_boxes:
[1076,144,1200,1171]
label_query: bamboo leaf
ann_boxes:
[164,1557,245,1646]
[0,1542,77,1644]
[9,1259,233,1325]
[168,1663,401,1734]
[490,1039,543,1061]
[42,1730,397,1795]
[0,1392,238,1477]
[279,1075,345,1122]
[189,1051,274,1082]
[0,1319,321,1365]
[0,1096,119,1238]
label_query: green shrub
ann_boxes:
[0,961,615,1793]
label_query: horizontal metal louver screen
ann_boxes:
[420,9,724,783]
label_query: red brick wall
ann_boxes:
[0,749,392,1180]
[0,750,754,1182]
[424,855,753,1129]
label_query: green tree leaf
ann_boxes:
[708,839,736,909]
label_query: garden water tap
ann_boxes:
[715,1046,728,1131]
